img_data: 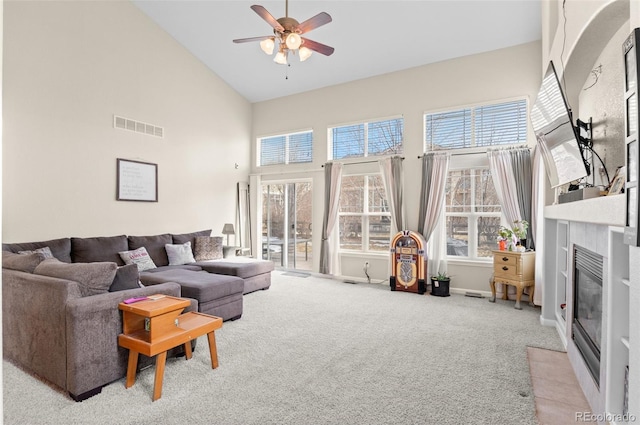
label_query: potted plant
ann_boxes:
[430,272,451,297]
[512,220,529,251]
[497,226,512,251]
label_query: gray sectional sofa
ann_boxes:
[2,229,274,401]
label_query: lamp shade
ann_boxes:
[260,38,275,55]
[274,50,288,65]
[285,33,302,50]
[222,223,235,235]
[299,46,312,62]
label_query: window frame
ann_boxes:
[337,172,391,254]
[445,167,503,262]
[423,97,529,154]
[423,97,529,263]
[257,128,313,167]
[328,115,404,162]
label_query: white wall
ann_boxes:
[540,0,639,418]
[2,1,251,242]
[252,41,542,292]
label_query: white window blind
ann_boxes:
[425,99,527,151]
[259,130,313,166]
[330,118,403,160]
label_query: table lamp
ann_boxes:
[222,223,235,246]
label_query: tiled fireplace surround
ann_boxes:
[543,195,628,419]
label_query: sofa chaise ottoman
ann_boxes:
[195,257,274,294]
[139,269,244,321]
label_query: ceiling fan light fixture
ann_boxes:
[274,50,288,65]
[260,38,275,55]
[285,32,302,50]
[299,46,312,61]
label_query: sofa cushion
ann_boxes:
[17,246,54,259]
[166,242,196,265]
[141,265,202,273]
[2,251,47,273]
[109,264,141,292]
[71,235,128,265]
[194,236,223,261]
[194,258,274,278]
[127,234,172,267]
[119,247,157,272]
[171,229,212,249]
[2,237,72,263]
[139,269,244,304]
[33,258,117,297]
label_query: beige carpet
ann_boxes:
[4,271,564,424]
[527,347,591,424]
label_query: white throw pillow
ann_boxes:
[165,241,196,266]
[118,247,157,272]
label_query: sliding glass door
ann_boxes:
[262,181,312,270]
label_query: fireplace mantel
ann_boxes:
[544,194,625,226]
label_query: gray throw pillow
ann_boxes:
[118,247,157,272]
[109,263,141,292]
[165,242,196,265]
[2,251,46,273]
[194,236,223,261]
[33,258,118,297]
[17,246,54,259]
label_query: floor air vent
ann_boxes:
[114,115,164,138]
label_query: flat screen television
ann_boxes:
[530,61,590,188]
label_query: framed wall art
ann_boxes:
[624,28,640,246]
[116,158,158,202]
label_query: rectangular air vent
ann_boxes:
[114,115,164,138]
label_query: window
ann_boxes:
[338,174,390,252]
[330,117,403,160]
[259,130,313,166]
[445,169,501,260]
[424,98,527,261]
[424,99,527,151]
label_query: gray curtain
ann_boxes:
[378,155,405,235]
[319,162,343,275]
[510,148,534,250]
[418,152,450,240]
[417,152,450,275]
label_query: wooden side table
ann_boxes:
[489,250,535,310]
[118,295,223,401]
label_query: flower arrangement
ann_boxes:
[512,220,529,241]
[497,226,513,242]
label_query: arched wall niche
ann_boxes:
[560,0,630,115]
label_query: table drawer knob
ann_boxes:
[502,257,509,262]
[502,266,509,271]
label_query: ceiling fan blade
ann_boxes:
[233,36,274,44]
[296,12,332,34]
[250,5,284,32]
[301,38,335,56]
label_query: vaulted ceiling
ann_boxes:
[134,1,541,103]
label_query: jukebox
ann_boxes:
[389,230,428,294]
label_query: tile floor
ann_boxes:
[528,347,592,425]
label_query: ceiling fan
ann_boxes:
[233,0,334,65]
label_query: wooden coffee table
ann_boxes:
[118,295,223,401]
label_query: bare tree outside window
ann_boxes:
[339,175,390,252]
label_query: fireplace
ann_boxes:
[572,245,603,387]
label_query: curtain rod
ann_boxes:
[417,152,486,159]
[322,157,405,167]
[417,147,530,159]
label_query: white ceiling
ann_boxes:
[133,0,542,103]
